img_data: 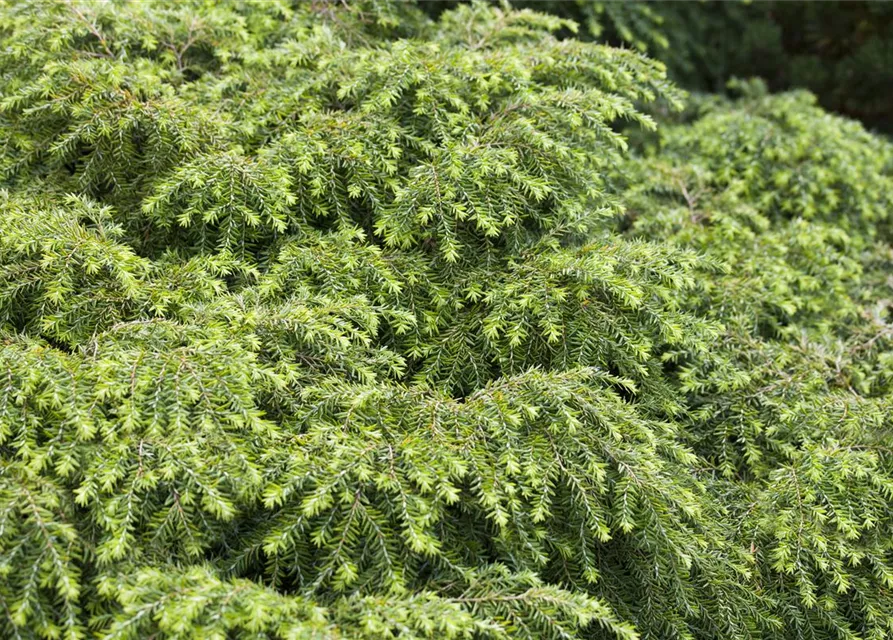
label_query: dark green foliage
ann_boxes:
[760,2,893,131]
[532,1,893,131]
[0,2,891,639]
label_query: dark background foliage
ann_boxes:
[483,1,893,132]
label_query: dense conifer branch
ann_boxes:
[0,2,891,639]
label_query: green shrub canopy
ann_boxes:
[0,2,892,639]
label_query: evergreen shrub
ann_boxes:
[0,2,891,639]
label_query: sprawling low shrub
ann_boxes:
[621,82,893,639]
[0,2,891,639]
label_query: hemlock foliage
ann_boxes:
[0,2,891,639]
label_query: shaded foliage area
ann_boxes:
[520,1,893,132]
[552,0,893,133]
